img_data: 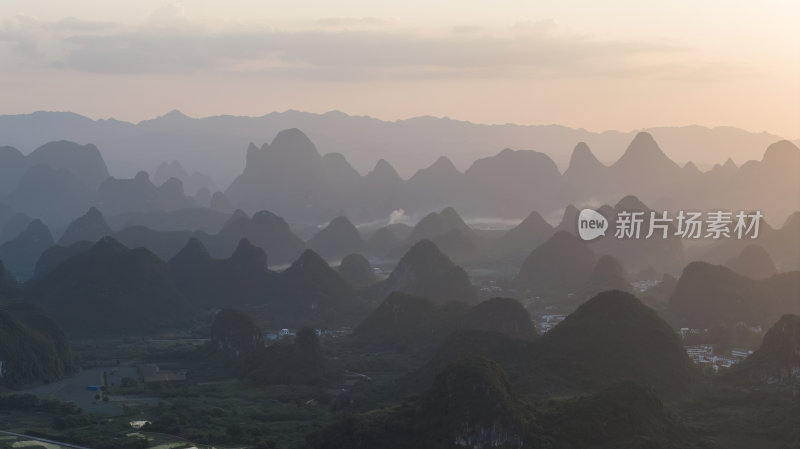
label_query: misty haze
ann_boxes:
[0,2,798,449]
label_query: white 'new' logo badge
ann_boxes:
[578,209,608,241]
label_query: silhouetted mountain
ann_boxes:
[309,353,540,449]
[153,160,188,186]
[226,237,269,274]
[307,216,365,261]
[194,187,211,207]
[497,210,554,256]
[154,160,218,196]
[0,111,786,190]
[0,146,25,195]
[562,142,615,203]
[366,226,403,251]
[405,157,464,210]
[210,209,305,264]
[30,237,193,335]
[226,129,350,222]
[726,244,778,279]
[337,253,376,287]
[58,207,112,245]
[0,219,55,280]
[94,208,305,266]
[538,382,703,448]
[114,225,193,261]
[279,249,361,321]
[669,262,800,328]
[578,255,631,301]
[229,234,269,271]
[462,147,564,216]
[542,290,697,395]
[352,295,533,352]
[169,238,274,308]
[32,241,93,280]
[169,238,363,325]
[725,314,800,391]
[357,159,406,219]
[708,157,738,178]
[405,207,482,263]
[210,191,234,213]
[156,177,197,210]
[0,212,33,244]
[0,261,19,294]
[408,207,472,243]
[682,161,702,176]
[96,170,198,216]
[0,302,76,386]
[0,141,108,200]
[105,207,230,234]
[245,327,331,387]
[758,211,800,271]
[26,141,109,189]
[611,132,684,197]
[365,159,403,185]
[322,152,361,185]
[0,203,17,237]
[454,297,537,341]
[516,230,596,297]
[555,204,580,234]
[422,358,531,448]
[5,164,93,224]
[708,140,800,227]
[96,171,157,215]
[564,142,608,184]
[3,115,798,223]
[424,293,697,397]
[374,240,478,305]
[168,237,213,277]
[589,195,685,273]
[641,274,678,307]
[351,292,451,349]
[209,308,264,360]
[9,126,785,227]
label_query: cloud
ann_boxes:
[316,17,392,28]
[49,17,116,32]
[0,12,726,82]
[389,209,410,225]
[55,29,691,79]
[0,15,42,57]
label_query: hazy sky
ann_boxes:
[1,1,798,138]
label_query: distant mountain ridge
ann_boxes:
[0,119,797,232]
[0,110,791,185]
[223,129,799,225]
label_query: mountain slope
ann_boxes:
[30,237,193,335]
[306,216,365,261]
[669,262,800,327]
[0,219,55,280]
[58,207,113,246]
[375,240,478,305]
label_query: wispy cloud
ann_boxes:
[316,17,392,28]
[0,12,735,82]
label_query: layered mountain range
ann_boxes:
[1,110,795,187]
[224,129,800,224]
[1,124,797,230]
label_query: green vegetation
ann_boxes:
[1,293,798,448]
[670,262,800,328]
[0,303,76,387]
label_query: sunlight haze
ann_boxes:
[0,0,798,138]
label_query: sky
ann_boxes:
[1,1,798,138]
